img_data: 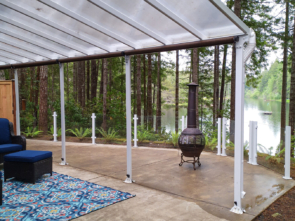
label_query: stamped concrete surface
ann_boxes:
[27,139,295,221]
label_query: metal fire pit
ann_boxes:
[178,82,205,170]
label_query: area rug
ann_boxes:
[0,171,135,220]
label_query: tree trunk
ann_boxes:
[192,48,199,128]
[86,60,90,102]
[81,61,85,107]
[156,52,161,132]
[213,46,219,126]
[91,59,98,101]
[51,66,54,104]
[143,54,147,126]
[175,50,179,132]
[281,0,289,145]
[133,56,136,115]
[34,67,40,127]
[219,45,228,117]
[67,63,69,103]
[0,70,4,80]
[38,66,48,134]
[99,60,104,101]
[73,62,77,102]
[30,67,35,103]
[19,68,26,111]
[290,14,295,157]
[102,58,108,131]
[230,0,241,143]
[147,54,153,129]
[136,54,142,126]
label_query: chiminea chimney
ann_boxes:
[178,82,205,170]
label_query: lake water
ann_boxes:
[160,98,288,154]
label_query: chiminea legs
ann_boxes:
[179,153,201,170]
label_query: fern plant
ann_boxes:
[48,126,62,137]
[136,130,150,142]
[67,128,91,139]
[22,127,43,138]
[96,127,118,142]
[171,131,180,147]
[204,135,217,150]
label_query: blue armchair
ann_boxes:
[0,118,26,164]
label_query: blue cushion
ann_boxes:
[4,150,52,163]
[0,144,22,153]
[0,118,11,145]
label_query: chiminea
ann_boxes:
[178,82,205,170]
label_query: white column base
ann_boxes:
[230,205,244,214]
[242,191,246,198]
[53,134,57,142]
[59,161,68,166]
[133,139,138,147]
[247,162,258,166]
[221,153,227,157]
[216,146,221,155]
[283,176,292,180]
[91,137,96,144]
[124,178,135,184]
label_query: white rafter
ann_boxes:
[39,0,138,49]
[0,0,110,53]
[0,15,89,55]
[208,0,250,35]
[145,0,206,40]
[0,43,41,61]
[0,55,18,64]
[0,51,27,63]
[0,36,52,59]
[0,28,69,57]
[88,0,170,45]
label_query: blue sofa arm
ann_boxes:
[9,122,26,150]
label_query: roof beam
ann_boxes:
[0,15,89,55]
[0,0,110,52]
[0,28,69,57]
[0,43,41,61]
[0,36,52,59]
[88,0,170,45]
[145,0,206,40]
[39,0,138,49]
[0,51,27,63]
[208,0,250,35]
[0,55,19,64]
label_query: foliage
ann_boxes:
[204,135,217,150]
[66,128,91,139]
[171,131,180,147]
[265,142,284,164]
[96,127,118,142]
[22,127,43,138]
[48,126,62,137]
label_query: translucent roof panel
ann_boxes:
[0,0,249,67]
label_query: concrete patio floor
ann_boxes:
[26,139,295,221]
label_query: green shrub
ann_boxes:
[67,128,91,139]
[204,135,217,150]
[22,127,43,138]
[48,125,62,137]
[171,131,180,147]
[96,127,118,142]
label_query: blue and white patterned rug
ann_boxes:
[0,171,135,220]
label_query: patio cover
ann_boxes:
[0,0,254,215]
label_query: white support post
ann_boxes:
[230,36,246,215]
[180,116,185,131]
[221,117,227,156]
[216,118,221,155]
[125,55,133,184]
[52,111,57,142]
[283,126,292,180]
[91,113,96,144]
[59,63,67,166]
[248,121,258,165]
[14,69,20,135]
[133,114,138,147]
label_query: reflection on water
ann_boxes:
[244,98,289,154]
[161,98,288,154]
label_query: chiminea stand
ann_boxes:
[179,153,201,170]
